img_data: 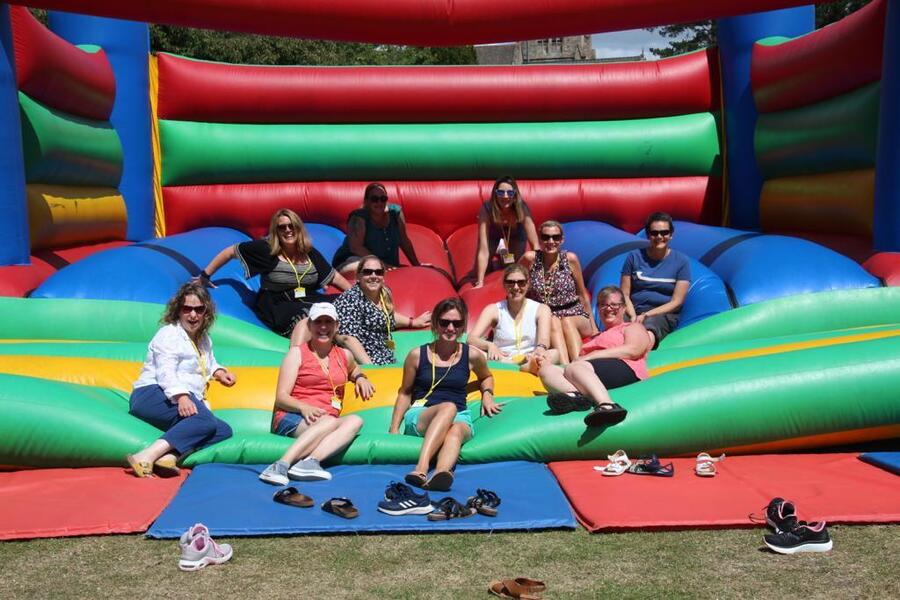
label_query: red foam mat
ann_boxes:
[0,468,188,540]
[549,453,900,532]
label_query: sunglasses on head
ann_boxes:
[504,278,527,288]
[648,229,672,237]
[181,304,207,315]
[367,195,388,203]
[540,233,562,242]
[438,318,464,329]
[495,189,516,198]
[361,268,385,277]
[276,223,295,233]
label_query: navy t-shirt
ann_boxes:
[621,249,691,314]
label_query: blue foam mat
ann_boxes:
[859,452,900,475]
[148,461,576,537]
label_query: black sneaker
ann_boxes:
[764,521,833,554]
[547,392,592,414]
[765,497,799,533]
[377,482,433,516]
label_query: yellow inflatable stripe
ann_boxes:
[649,328,900,377]
[27,184,127,251]
[149,54,166,238]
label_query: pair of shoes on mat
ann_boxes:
[489,577,547,599]
[762,497,832,554]
[378,482,433,516]
[178,523,233,572]
[260,458,330,486]
[273,487,359,518]
[695,452,725,477]
[405,469,454,491]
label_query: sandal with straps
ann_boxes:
[125,454,153,478]
[466,489,501,517]
[593,449,631,477]
[627,455,675,477]
[695,452,725,477]
[427,497,476,521]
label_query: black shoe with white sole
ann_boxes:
[765,497,799,533]
[764,521,833,554]
[377,482,433,516]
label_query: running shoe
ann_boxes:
[178,523,209,550]
[178,533,233,571]
[377,482,433,516]
[288,457,332,481]
[765,497,799,533]
[764,521,833,554]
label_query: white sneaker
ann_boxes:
[288,457,332,481]
[259,461,289,486]
[178,533,233,571]
[178,523,209,550]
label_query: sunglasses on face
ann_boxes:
[276,223,295,233]
[361,268,385,277]
[504,279,527,288]
[540,233,562,242]
[599,302,624,310]
[648,229,672,238]
[495,189,516,198]
[367,195,388,203]
[438,318,464,329]
[181,304,207,315]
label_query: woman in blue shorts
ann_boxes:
[388,298,499,491]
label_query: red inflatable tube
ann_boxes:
[157,50,719,123]
[752,0,885,114]
[18,1,816,46]
[163,178,721,242]
[0,240,129,297]
[863,252,900,286]
[10,6,115,121]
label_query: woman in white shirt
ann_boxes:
[126,283,237,477]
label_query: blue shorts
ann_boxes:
[273,412,305,437]
[403,405,474,437]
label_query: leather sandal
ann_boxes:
[488,578,544,599]
[321,497,359,519]
[427,497,476,521]
[273,486,314,508]
[506,577,547,597]
[695,452,725,477]
[425,470,454,491]
[153,454,181,478]
[404,471,427,488]
[466,488,501,517]
[125,454,153,478]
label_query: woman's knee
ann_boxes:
[563,360,591,379]
[340,414,364,434]
[446,422,470,442]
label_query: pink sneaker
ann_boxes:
[178,523,209,550]
[178,533,233,571]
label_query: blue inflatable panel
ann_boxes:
[859,452,900,476]
[32,227,264,326]
[305,222,344,264]
[561,220,646,282]
[148,461,576,537]
[587,254,731,329]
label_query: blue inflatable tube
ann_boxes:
[560,220,647,283]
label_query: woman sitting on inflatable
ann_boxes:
[521,220,595,364]
[621,212,691,348]
[295,255,430,365]
[468,264,557,370]
[198,208,354,337]
[472,176,539,288]
[260,303,374,485]
[332,183,422,275]
[538,286,651,428]
[389,298,499,491]
[126,283,236,477]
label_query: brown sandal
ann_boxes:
[488,579,544,600]
[153,455,181,478]
[404,471,427,488]
[425,470,454,491]
[273,487,314,508]
[125,454,153,478]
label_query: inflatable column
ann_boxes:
[717,6,814,230]
[0,6,29,266]
[48,12,154,242]
[874,0,900,252]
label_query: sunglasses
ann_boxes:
[438,318,464,329]
[599,302,624,310]
[495,189,516,198]
[276,223,295,233]
[504,279,527,288]
[367,195,388,203]
[181,304,207,315]
[648,229,672,237]
[540,233,562,242]
[361,268,385,277]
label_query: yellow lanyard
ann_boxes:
[379,290,393,342]
[415,343,459,404]
[500,222,513,253]
[311,344,346,401]
[510,301,526,350]
[284,254,314,288]
[188,336,209,395]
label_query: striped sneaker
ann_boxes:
[377,482,433,516]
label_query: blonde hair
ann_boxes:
[267,208,312,256]
[357,255,394,313]
[539,220,563,236]
[489,176,526,224]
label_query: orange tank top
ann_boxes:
[272,343,348,430]
[578,322,650,380]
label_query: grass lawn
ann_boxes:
[1,525,897,599]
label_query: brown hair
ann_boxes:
[357,255,394,313]
[596,285,626,306]
[362,182,389,207]
[539,220,563,236]
[489,176,526,224]
[161,283,216,339]
[430,297,468,337]
[502,263,529,283]
[267,208,312,256]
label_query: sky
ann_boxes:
[591,28,673,59]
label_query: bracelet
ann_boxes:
[481,388,493,396]
[535,343,548,350]
[199,270,211,280]
[354,373,368,383]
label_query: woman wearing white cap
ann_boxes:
[260,302,374,484]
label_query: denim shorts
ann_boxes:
[273,412,305,437]
[403,405,474,437]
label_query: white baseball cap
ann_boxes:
[308,302,338,322]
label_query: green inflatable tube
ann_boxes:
[160,113,721,185]
[660,288,900,350]
[755,82,880,179]
[19,92,123,187]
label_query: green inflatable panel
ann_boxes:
[755,82,880,179]
[160,113,721,185]
[660,288,900,349]
[0,297,287,353]
[0,340,285,366]
[19,92,123,187]
[0,374,158,468]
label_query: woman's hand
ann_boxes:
[176,394,198,417]
[412,311,432,328]
[486,343,504,362]
[635,313,647,324]
[481,395,503,418]
[214,369,237,387]
[190,274,218,289]
[299,404,328,424]
[355,375,375,401]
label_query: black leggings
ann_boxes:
[586,358,639,389]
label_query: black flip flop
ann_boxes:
[427,497,476,521]
[584,402,627,427]
[426,470,454,491]
[404,471,427,489]
[547,391,593,414]
[466,488,501,517]
[273,486,314,508]
[627,455,675,477]
[321,497,359,519]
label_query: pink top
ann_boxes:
[272,343,348,429]
[579,322,650,380]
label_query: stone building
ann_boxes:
[476,35,644,65]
